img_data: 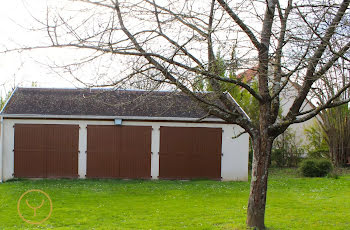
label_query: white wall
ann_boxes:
[280,84,316,146]
[1,118,249,181]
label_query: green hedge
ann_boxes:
[299,159,333,177]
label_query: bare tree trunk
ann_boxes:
[247,133,273,229]
[247,107,273,229]
[246,1,276,226]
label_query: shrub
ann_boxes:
[299,159,333,177]
[299,160,319,177]
[317,159,333,176]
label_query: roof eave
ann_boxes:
[224,91,251,121]
[0,114,226,123]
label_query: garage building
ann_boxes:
[0,88,248,182]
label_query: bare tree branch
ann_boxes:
[285,0,350,122]
[216,0,261,49]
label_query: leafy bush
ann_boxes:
[299,159,333,177]
[299,160,319,177]
[317,159,333,176]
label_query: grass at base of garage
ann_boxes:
[0,168,349,229]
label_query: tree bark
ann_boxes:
[247,126,273,229]
[246,1,276,227]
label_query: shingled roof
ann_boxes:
[1,88,220,120]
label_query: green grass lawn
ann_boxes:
[0,168,349,229]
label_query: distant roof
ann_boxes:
[237,67,316,108]
[237,68,258,83]
[1,88,220,120]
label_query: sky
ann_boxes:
[0,0,176,98]
[0,0,274,98]
[0,0,83,97]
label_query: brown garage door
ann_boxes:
[14,124,79,178]
[86,125,151,179]
[159,126,222,179]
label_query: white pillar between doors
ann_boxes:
[151,124,160,179]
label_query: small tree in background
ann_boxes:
[272,128,304,167]
[0,97,5,110]
[323,105,350,166]
[0,91,12,110]
[306,62,350,166]
[305,105,350,166]
[195,54,260,124]
[304,120,330,159]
